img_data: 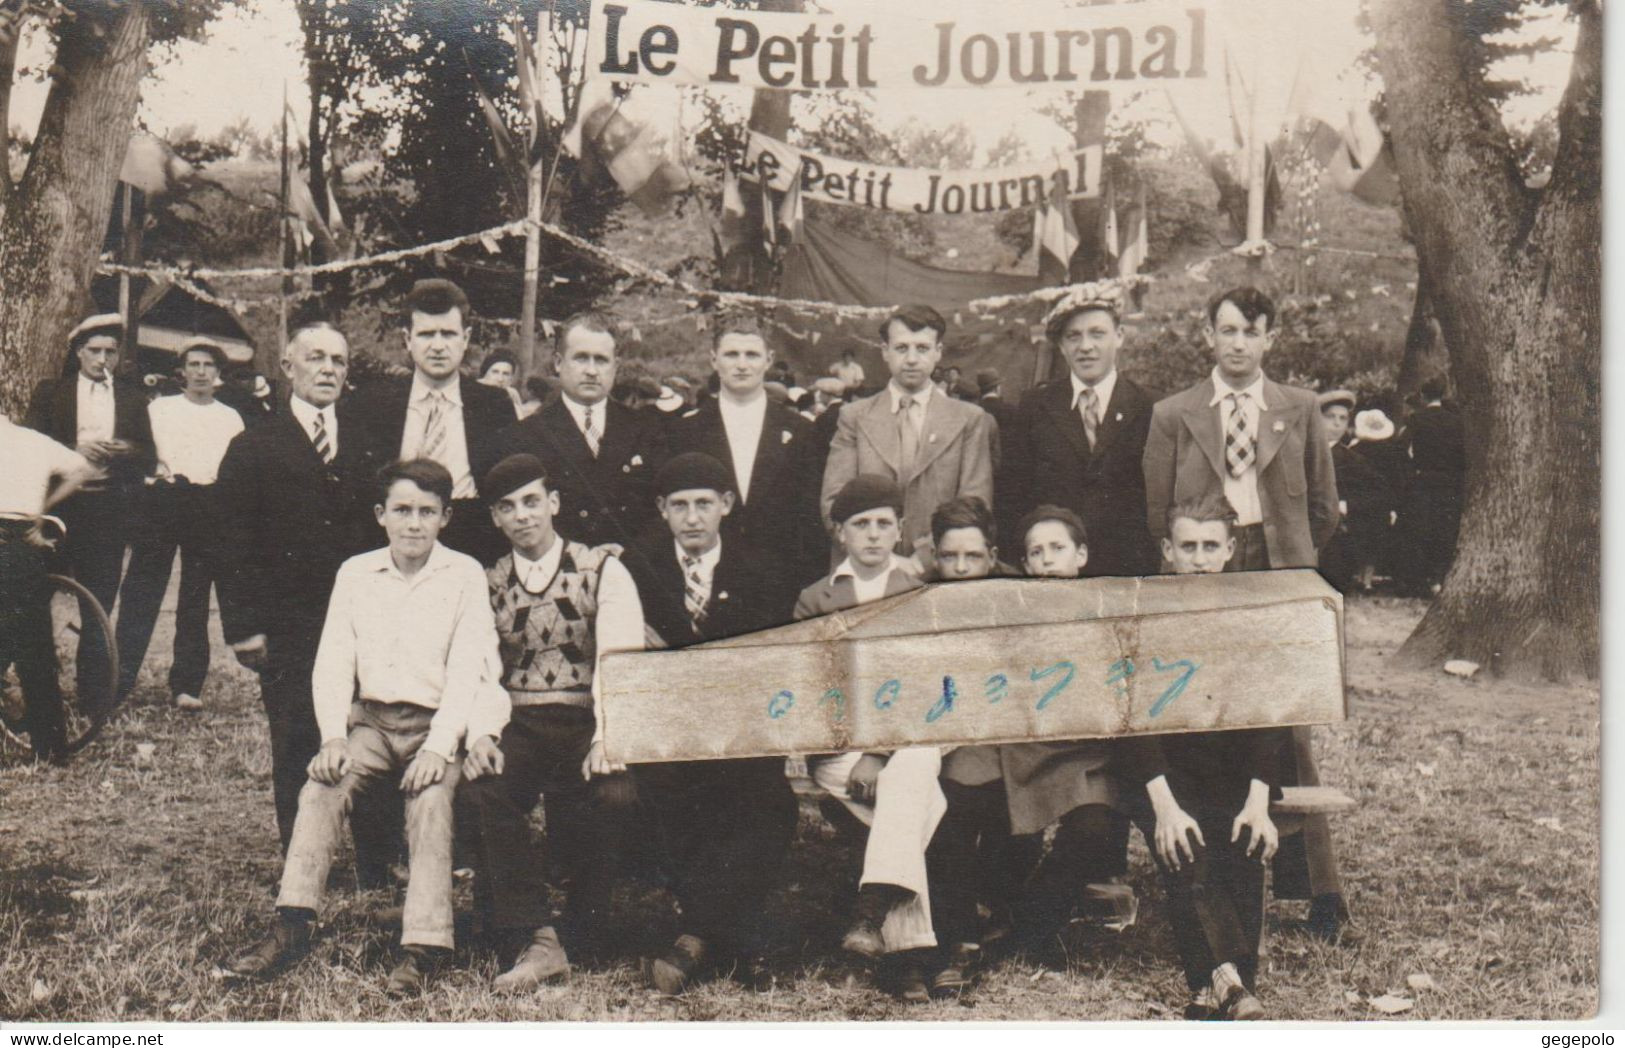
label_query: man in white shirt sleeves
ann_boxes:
[114,338,245,710]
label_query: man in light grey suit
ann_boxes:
[1142,285,1348,944]
[820,305,996,565]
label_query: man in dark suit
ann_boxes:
[25,313,154,707]
[496,311,669,554]
[214,321,378,849]
[351,279,516,564]
[1400,378,1466,594]
[1003,294,1156,577]
[624,453,799,995]
[668,314,825,615]
[1141,285,1347,941]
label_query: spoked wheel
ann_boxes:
[0,573,119,760]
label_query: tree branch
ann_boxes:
[1543,0,1599,204]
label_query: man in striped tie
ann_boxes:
[622,452,799,996]
[1140,285,1349,943]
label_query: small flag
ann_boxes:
[760,176,777,251]
[1118,180,1149,279]
[777,171,804,245]
[1102,177,1120,263]
[1035,179,1079,285]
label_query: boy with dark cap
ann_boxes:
[796,475,946,1002]
[455,452,646,990]
[622,452,800,995]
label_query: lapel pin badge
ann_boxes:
[781,430,792,444]
[929,433,937,443]
[718,591,729,601]
[630,454,643,466]
[1272,421,1285,433]
[1114,412,1123,422]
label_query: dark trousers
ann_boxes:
[114,484,219,700]
[632,756,798,956]
[927,780,1040,948]
[258,630,324,850]
[1014,803,1130,943]
[56,493,128,707]
[1225,528,1345,903]
[1137,809,1267,992]
[456,704,628,956]
[0,526,65,756]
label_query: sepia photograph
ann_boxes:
[0,0,1602,1030]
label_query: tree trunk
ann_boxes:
[1395,253,1448,404]
[1373,0,1599,681]
[0,3,149,414]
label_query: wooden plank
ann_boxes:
[1273,785,1358,816]
[600,570,1346,763]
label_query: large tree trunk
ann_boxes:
[1373,0,1600,681]
[1395,253,1449,404]
[0,3,148,414]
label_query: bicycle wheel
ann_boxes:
[0,573,119,759]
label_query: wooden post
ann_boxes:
[117,181,138,366]
[1069,90,1110,281]
[518,11,544,378]
[277,82,291,355]
[1245,59,1267,272]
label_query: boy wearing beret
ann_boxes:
[624,452,800,995]
[796,475,947,1002]
[455,452,647,990]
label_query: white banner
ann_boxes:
[742,131,1100,214]
[587,0,1213,92]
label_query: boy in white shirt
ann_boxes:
[114,338,244,709]
[225,458,500,995]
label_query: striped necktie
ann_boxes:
[583,403,600,457]
[1080,386,1100,451]
[419,392,448,464]
[682,554,710,630]
[312,411,334,464]
[897,395,919,472]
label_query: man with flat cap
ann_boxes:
[456,452,646,990]
[623,452,799,996]
[25,313,154,707]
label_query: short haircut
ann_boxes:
[179,340,228,370]
[1017,504,1087,549]
[376,458,453,509]
[282,319,347,363]
[1165,493,1238,534]
[1044,302,1120,347]
[878,304,947,343]
[478,349,517,378]
[930,496,996,547]
[403,278,470,327]
[555,310,616,355]
[1205,286,1276,331]
[712,311,769,349]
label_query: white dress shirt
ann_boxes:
[75,372,116,445]
[311,542,499,759]
[886,382,934,432]
[287,395,338,457]
[1208,368,1267,527]
[402,372,475,499]
[832,554,907,606]
[469,533,647,744]
[0,414,88,518]
[717,394,767,502]
[1069,367,1119,419]
[561,394,608,446]
[147,396,244,485]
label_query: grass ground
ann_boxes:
[0,593,1598,1022]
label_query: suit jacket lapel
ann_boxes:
[542,399,594,469]
[1091,378,1136,461]
[54,380,77,446]
[748,403,794,501]
[1181,380,1229,481]
[597,401,637,468]
[855,395,904,479]
[1044,381,1092,464]
[909,394,968,482]
[1254,378,1293,472]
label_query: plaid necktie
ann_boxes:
[1080,386,1100,451]
[312,411,334,464]
[419,392,448,464]
[898,395,919,472]
[1224,392,1255,477]
[583,404,600,458]
[682,554,709,629]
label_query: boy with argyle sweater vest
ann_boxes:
[455,453,647,991]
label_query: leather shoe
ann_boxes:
[893,957,931,1004]
[841,916,886,959]
[493,926,569,992]
[1210,962,1264,1021]
[225,916,311,980]
[930,943,980,998]
[729,952,776,993]
[386,946,446,996]
[646,934,706,996]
